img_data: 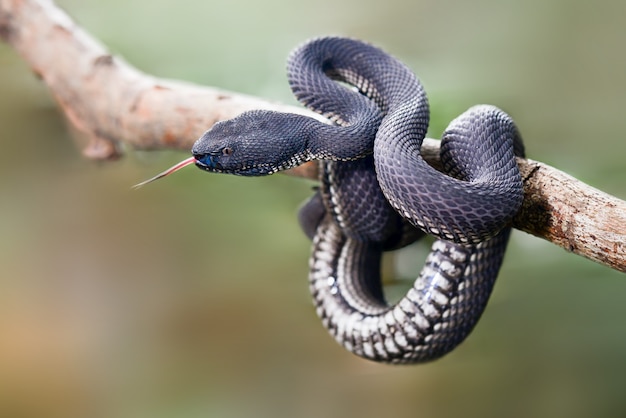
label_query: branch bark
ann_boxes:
[1,0,625,272]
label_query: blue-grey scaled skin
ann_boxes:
[192,37,525,363]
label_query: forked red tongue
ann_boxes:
[132,156,197,189]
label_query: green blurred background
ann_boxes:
[1,0,625,417]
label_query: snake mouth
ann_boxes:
[194,154,224,172]
[194,154,279,176]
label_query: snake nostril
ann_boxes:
[192,149,206,158]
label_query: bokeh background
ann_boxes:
[1,0,625,417]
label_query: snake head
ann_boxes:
[192,110,314,176]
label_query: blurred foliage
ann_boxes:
[1,0,625,417]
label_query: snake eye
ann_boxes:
[222,147,233,156]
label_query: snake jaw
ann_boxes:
[193,151,260,175]
[193,152,281,176]
[194,152,225,172]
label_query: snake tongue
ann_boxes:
[132,156,197,189]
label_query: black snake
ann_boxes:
[189,37,525,363]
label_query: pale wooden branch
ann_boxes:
[1,0,625,272]
[0,0,323,174]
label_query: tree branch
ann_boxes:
[1,0,624,272]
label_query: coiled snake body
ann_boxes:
[192,37,525,363]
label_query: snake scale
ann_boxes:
[190,37,525,363]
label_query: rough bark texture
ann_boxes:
[1,0,625,272]
[514,159,626,272]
